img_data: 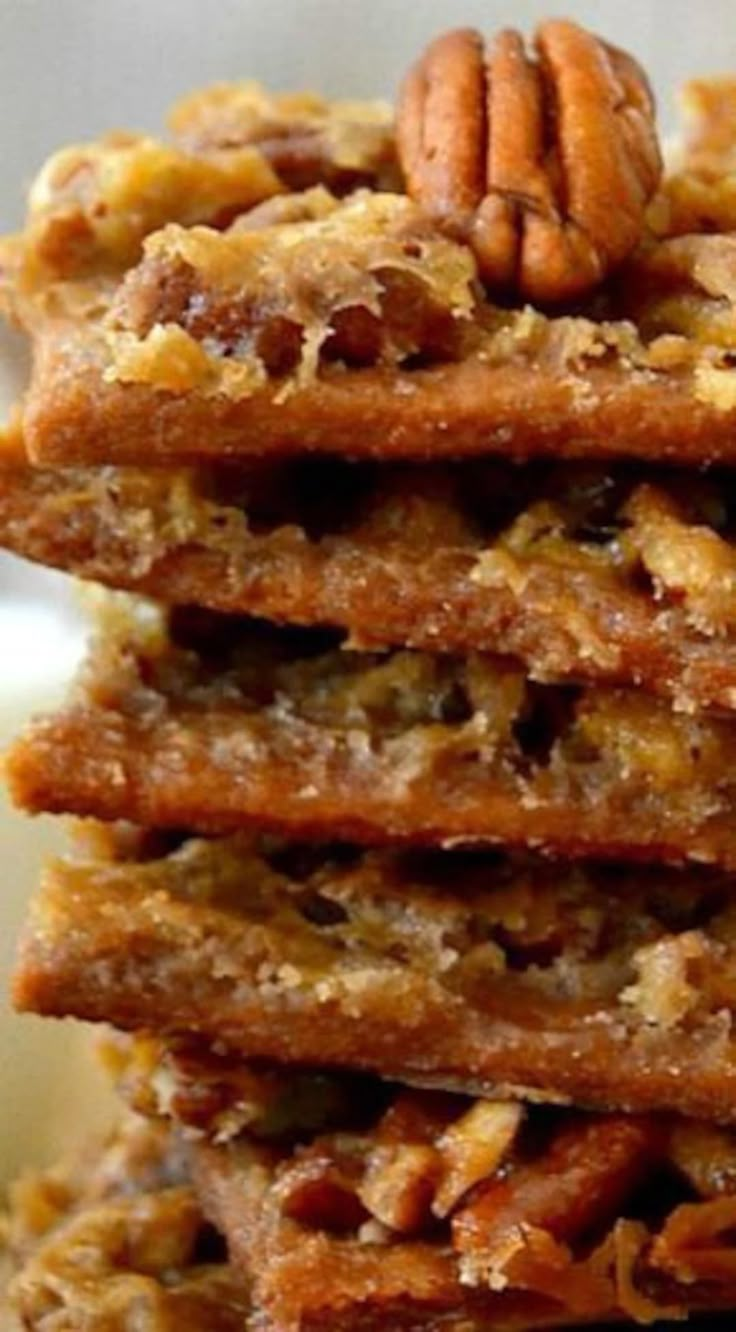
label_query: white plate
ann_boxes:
[2,0,736,1188]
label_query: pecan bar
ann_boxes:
[5,1114,250,1331]
[19,183,736,467]
[192,1084,736,1329]
[6,456,736,710]
[9,34,736,467]
[15,827,736,1123]
[9,606,736,865]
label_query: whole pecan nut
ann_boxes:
[397,20,662,303]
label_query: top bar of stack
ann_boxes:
[5,24,736,467]
[11,16,736,1332]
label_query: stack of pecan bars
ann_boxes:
[9,16,736,1329]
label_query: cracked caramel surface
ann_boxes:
[9,604,736,864]
[6,457,736,708]
[14,826,736,1123]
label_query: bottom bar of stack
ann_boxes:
[10,1063,736,1330]
[189,1079,736,1330]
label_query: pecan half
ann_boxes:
[397,20,662,303]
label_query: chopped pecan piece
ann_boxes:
[434,1100,523,1218]
[397,20,661,302]
[625,482,736,635]
[275,1151,368,1233]
[356,1092,454,1232]
[168,81,398,194]
[667,1121,736,1198]
[358,1143,442,1233]
[452,1116,656,1294]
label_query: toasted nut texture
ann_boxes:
[194,1088,736,1329]
[397,20,662,302]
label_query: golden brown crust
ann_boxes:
[9,607,736,865]
[8,458,736,709]
[25,291,736,468]
[191,1091,736,1330]
[14,830,736,1123]
[397,21,661,302]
